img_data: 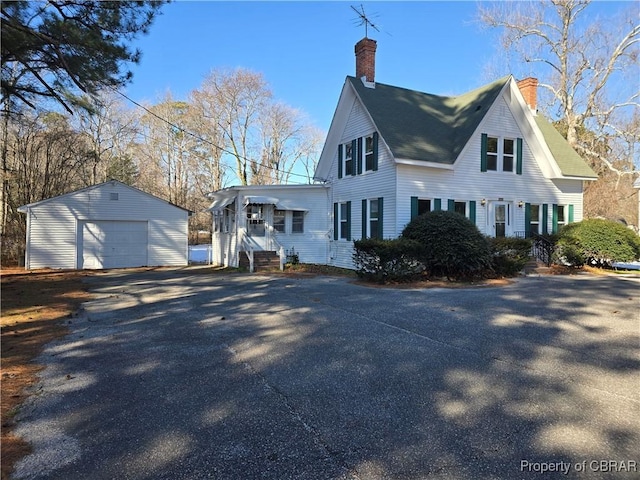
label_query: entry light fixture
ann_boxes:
[481,198,486,206]
[518,201,524,208]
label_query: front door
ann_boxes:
[245,203,270,250]
[492,202,511,237]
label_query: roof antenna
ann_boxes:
[351,4,380,38]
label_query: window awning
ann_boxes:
[243,196,279,206]
[275,200,309,212]
[208,196,236,211]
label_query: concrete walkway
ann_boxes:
[13,269,640,479]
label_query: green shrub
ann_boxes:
[489,237,533,277]
[557,219,640,267]
[401,211,492,280]
[353,238,425,283]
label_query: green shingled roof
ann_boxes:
[534,116,597,178]
[348,75,597,179]
[348,75,509,164]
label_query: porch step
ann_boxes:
[523,258,551,275]
[239,251,281,272]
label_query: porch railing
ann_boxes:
[240,237,254,272]
[531,233,553,266]
[270,234,285,271]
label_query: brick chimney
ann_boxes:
[517,77,538,113]
[355,37,377,84]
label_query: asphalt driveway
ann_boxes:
[13,269,640,479]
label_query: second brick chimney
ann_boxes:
[355,37,377,84]
[517,77,538,113]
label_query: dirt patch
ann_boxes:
[1,268,92,480]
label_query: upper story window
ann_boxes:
[365,135,376,171]
[338,132,378,179]
[482,134,523,174]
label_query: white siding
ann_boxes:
[329,99,397,269]
[23,182,188,269]
[210,186,330,268]
[396,93,585,237]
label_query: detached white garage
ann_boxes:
[18,180,190,270]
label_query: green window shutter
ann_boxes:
[411,196,418,220]
[357,138,363,175]
[542,204,549,234]
[516,138,523,175]
[552,204,558,233]
[524,203,531,238]
[338,145,343,179]
[568,204,574,223]
[469,201,476,225]
[372,132,379,171]
[361,199,367,239]
[447,199,455,211]
[346,201,352,241]
[434,198,442,211]
[481,133,488,172]
[333,203,339,240]
[377,197,384,239]
[351,140,357,176]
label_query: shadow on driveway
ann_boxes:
[13,270,640,479]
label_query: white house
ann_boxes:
[208,184,330,269]
[209,37,597,270]
[18,180,190,270]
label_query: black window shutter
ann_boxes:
[338,145,343,179]
[357,137,363,175]
[361,199,367,239]
[346,201,352,241]
[377,197,384,239]
[524,202,531,238]
[333,203,339,240]
[411,196,418,220]
[448,199,455,211]
[373,132,379,171]
[469,201,476,224]
[351,140,357,176]
[516,138,523,175]
[481,133,488,172]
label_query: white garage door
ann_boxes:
[80,221,148,269]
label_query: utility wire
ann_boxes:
[109,86,315,184]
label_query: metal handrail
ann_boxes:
[531,233,553,266]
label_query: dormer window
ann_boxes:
[481,134,523,174]
[344,142,354,176]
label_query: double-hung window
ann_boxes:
[454,201,466,216]
[557,205,566,228]
[482,134,522,174]
[344,142,354,176]
[363,197,383,239]
[292,211,304,233]
[273,209,286,233]
[334,201,351,240]
[529,204,541,236]
[365,135,375,171]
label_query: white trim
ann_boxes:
[394,158,455,170]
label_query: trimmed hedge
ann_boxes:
[353,238,425,283]
[556,219,640,267]
[401,210,492,280]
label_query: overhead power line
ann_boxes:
[109,86,315,184]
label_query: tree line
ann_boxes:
[0,69,324,263]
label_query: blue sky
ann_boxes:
[124,1,634,136]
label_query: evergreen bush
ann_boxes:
[401,211,492,280]
[353,238,425,283]
[556,219,640,267]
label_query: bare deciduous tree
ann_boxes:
[479,0,640,224]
